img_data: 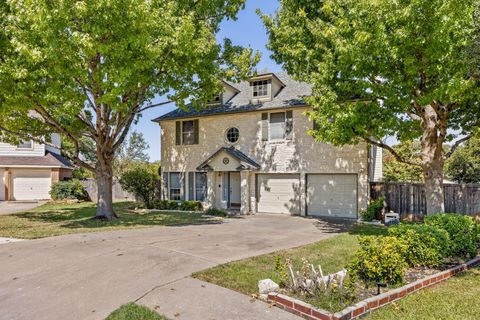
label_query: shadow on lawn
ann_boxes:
[10,201,223,230]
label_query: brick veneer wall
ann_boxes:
[268,256,480,320]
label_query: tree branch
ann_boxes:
[138,99,175,112]
[444,135,472,159]
[362,136,423,167]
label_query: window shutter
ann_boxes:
[162,172,169,200]
[261,113,268,141]
[285,110,293,140]
[175,121,181,145]
[188,172,195,201]
[193,119,199,144]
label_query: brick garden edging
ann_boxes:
[267,256,480,320]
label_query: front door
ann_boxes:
[229,172,241,208]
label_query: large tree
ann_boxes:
[0,0,259,219]
[261,0,480,214]
[383,141,423,183]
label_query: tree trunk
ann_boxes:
[421,104,445,214]
[95,159,118,220]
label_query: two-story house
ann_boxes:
[153,72,382,218]
[0,134,73,201]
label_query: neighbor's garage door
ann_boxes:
[257,174,300,214]
[13,169,52,200]
[307,174,357,218]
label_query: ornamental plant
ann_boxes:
[348,236,408,286]
[388,224,450,267]
[424,214,478,259]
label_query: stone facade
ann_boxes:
[159,106,370,216]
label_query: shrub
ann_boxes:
[154,200,180,210]
[50,179,89,201]
[204,207,227,217]
[180,201,203,211]
[424,213,478,259]
[360,197,384,221]
[119,167,159,209]
[388,224,450,267]
[348,236,408,286]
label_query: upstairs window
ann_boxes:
[252,80,269,97]
[261,111,293,141]
[207,94,222,106]
[17,140,33,149]
[176,119,199,145]
[269,112,286,140]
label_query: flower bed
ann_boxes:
[267,256,480,320]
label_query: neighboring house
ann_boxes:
[0,134,73,201]
[153,72,382,218]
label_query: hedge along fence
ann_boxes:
[81,178,136,202]
[370,182,480,219]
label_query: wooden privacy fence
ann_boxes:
[81,179,136,202]
[370,182,480,218]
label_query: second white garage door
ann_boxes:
[13,169,52,201]
[307,174,357,218]
[257,174,300,214]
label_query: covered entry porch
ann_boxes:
[197,147,260,214]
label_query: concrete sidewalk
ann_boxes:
[0,214,348,320]
[0,201,45,215]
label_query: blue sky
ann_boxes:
[136,0,280,161]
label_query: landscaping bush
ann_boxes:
[204,207,227,217]
[424,213,478,259]
[348,236,408,286]
[50,179,88,201]
[360,197,384,221]
[154,200,180,210]
[180,201,203,211]
[388,224,450,267]
[119,167,159,209]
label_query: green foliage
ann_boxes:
[114,131,150,178]
[204,207,228,217]
[50,179,89,201]
[349,236,408,286]
[383,142,423,182]
[180,201,203,212]
[274,256,289,287]
[106,303,167,320]
[424,214,478,259]
[71,167,94,180]
[119,166,160,209]
[361,197,384,222]
[155,200,180,210]
[388,224,450,267]
[446,132,480,183]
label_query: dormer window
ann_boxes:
[207,93,222,106]
[252,80,269,97]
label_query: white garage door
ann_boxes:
[13,169,52,201]
[0,168,4,201]
[257,174,300,214]
[307,174,357,218]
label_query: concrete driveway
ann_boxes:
[0,201,45,215]
[0,214,350,320]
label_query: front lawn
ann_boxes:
[106,303,167,320]
[365,267,480,320]
[193,224,387,311]
[0,201,221,239]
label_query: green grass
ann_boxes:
[106,303,167,320]
[0,201,221,239]
[192,224,387,311]
[365,267,480,320]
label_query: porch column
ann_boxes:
[206,171,215,209]
[240,170,250,215]
[300,172,306,216]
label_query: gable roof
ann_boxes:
[0,151,74,169]
[197,147,261,171]
[152,72,312,122]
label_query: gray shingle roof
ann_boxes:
[152,72,312,122]
[0,151,74,169]
[197,146,260,171]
